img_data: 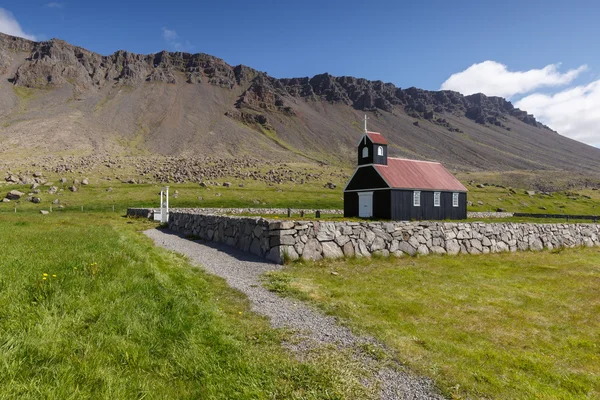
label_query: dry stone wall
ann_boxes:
[127,207,343,216]
[163,210,600,264]
[128,208,506,218]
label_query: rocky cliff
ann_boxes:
[1,32,599,174]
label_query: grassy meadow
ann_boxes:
[265,249,600,400]
[1,179,599,219]
[0,166,599,399]
[0,213,373,399]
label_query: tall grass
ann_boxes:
[0,213,369,399]
[267,249,600,399]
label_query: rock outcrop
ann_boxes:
[2,32,547,131]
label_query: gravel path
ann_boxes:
[145,229,445,400]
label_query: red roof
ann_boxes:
[374,158,468,192]
[366,132,388,145]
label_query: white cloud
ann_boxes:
[516,80,600,147]
[441,61,587,98]
[46,2,65,8]
[0,8,36,40]
[161,27,192,52]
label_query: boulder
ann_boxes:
[398,241,416,256]
[31,197,41,204]
[371,237,386,251]
[430,246,446,254]
[417,245,430,255]
[82,178,89,185]
[342,241,355,257]
[302,239,323,261]
[40,210,49,215]
[6,190,24,200]
[446,239,460,255]
[322,241,344,259]
[69,186,78,192]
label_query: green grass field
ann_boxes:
[0,213,372,399]
[1,165,599,218]
[265,250,600,400]
[1,179,599,218]
[1,167,599,399]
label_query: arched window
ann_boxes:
[362,147,368,158]
[377,146,383,156]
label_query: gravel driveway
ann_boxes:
[145,228,445,400]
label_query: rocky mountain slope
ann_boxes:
[1,32,599,174]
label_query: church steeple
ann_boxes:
[357,115,388,166]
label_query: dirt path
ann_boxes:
[144,228,445,400]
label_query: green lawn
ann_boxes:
[0,213,371,399]
[266,249,600,399]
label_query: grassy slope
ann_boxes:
[0,171,599,217]
[265,250,600,400]
[0,213,371,399]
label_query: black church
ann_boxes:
[343,130,468,220]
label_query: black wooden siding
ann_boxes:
[390,190,467,220]
[374,190,392,219]
[343,192,358,217]
[344,190,391,219]
[357,137,387,166]
[345,166,388,191]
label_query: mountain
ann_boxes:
[1,32,600,174]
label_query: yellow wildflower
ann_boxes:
[43,273,48,277]
[42,277,47,280]
[52,274,57,278]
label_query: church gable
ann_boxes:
[344,165,390,191]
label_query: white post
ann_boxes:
[364,114,368,133]
[163,186,170,223]
[160,190,163,216]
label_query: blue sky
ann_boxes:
[1,0,600,146]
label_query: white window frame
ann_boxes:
[377,146,383,156]
[362,147,368,158]
[452,192,459,207]
[434,192,441,207]
[413,191,421,207]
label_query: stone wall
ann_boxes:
[467,211,514,219]
[128,207,511,219]
[164,210,600,264]
[127,208,155,219]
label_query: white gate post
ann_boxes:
[162,186,170,223]
[160,190,164,217]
